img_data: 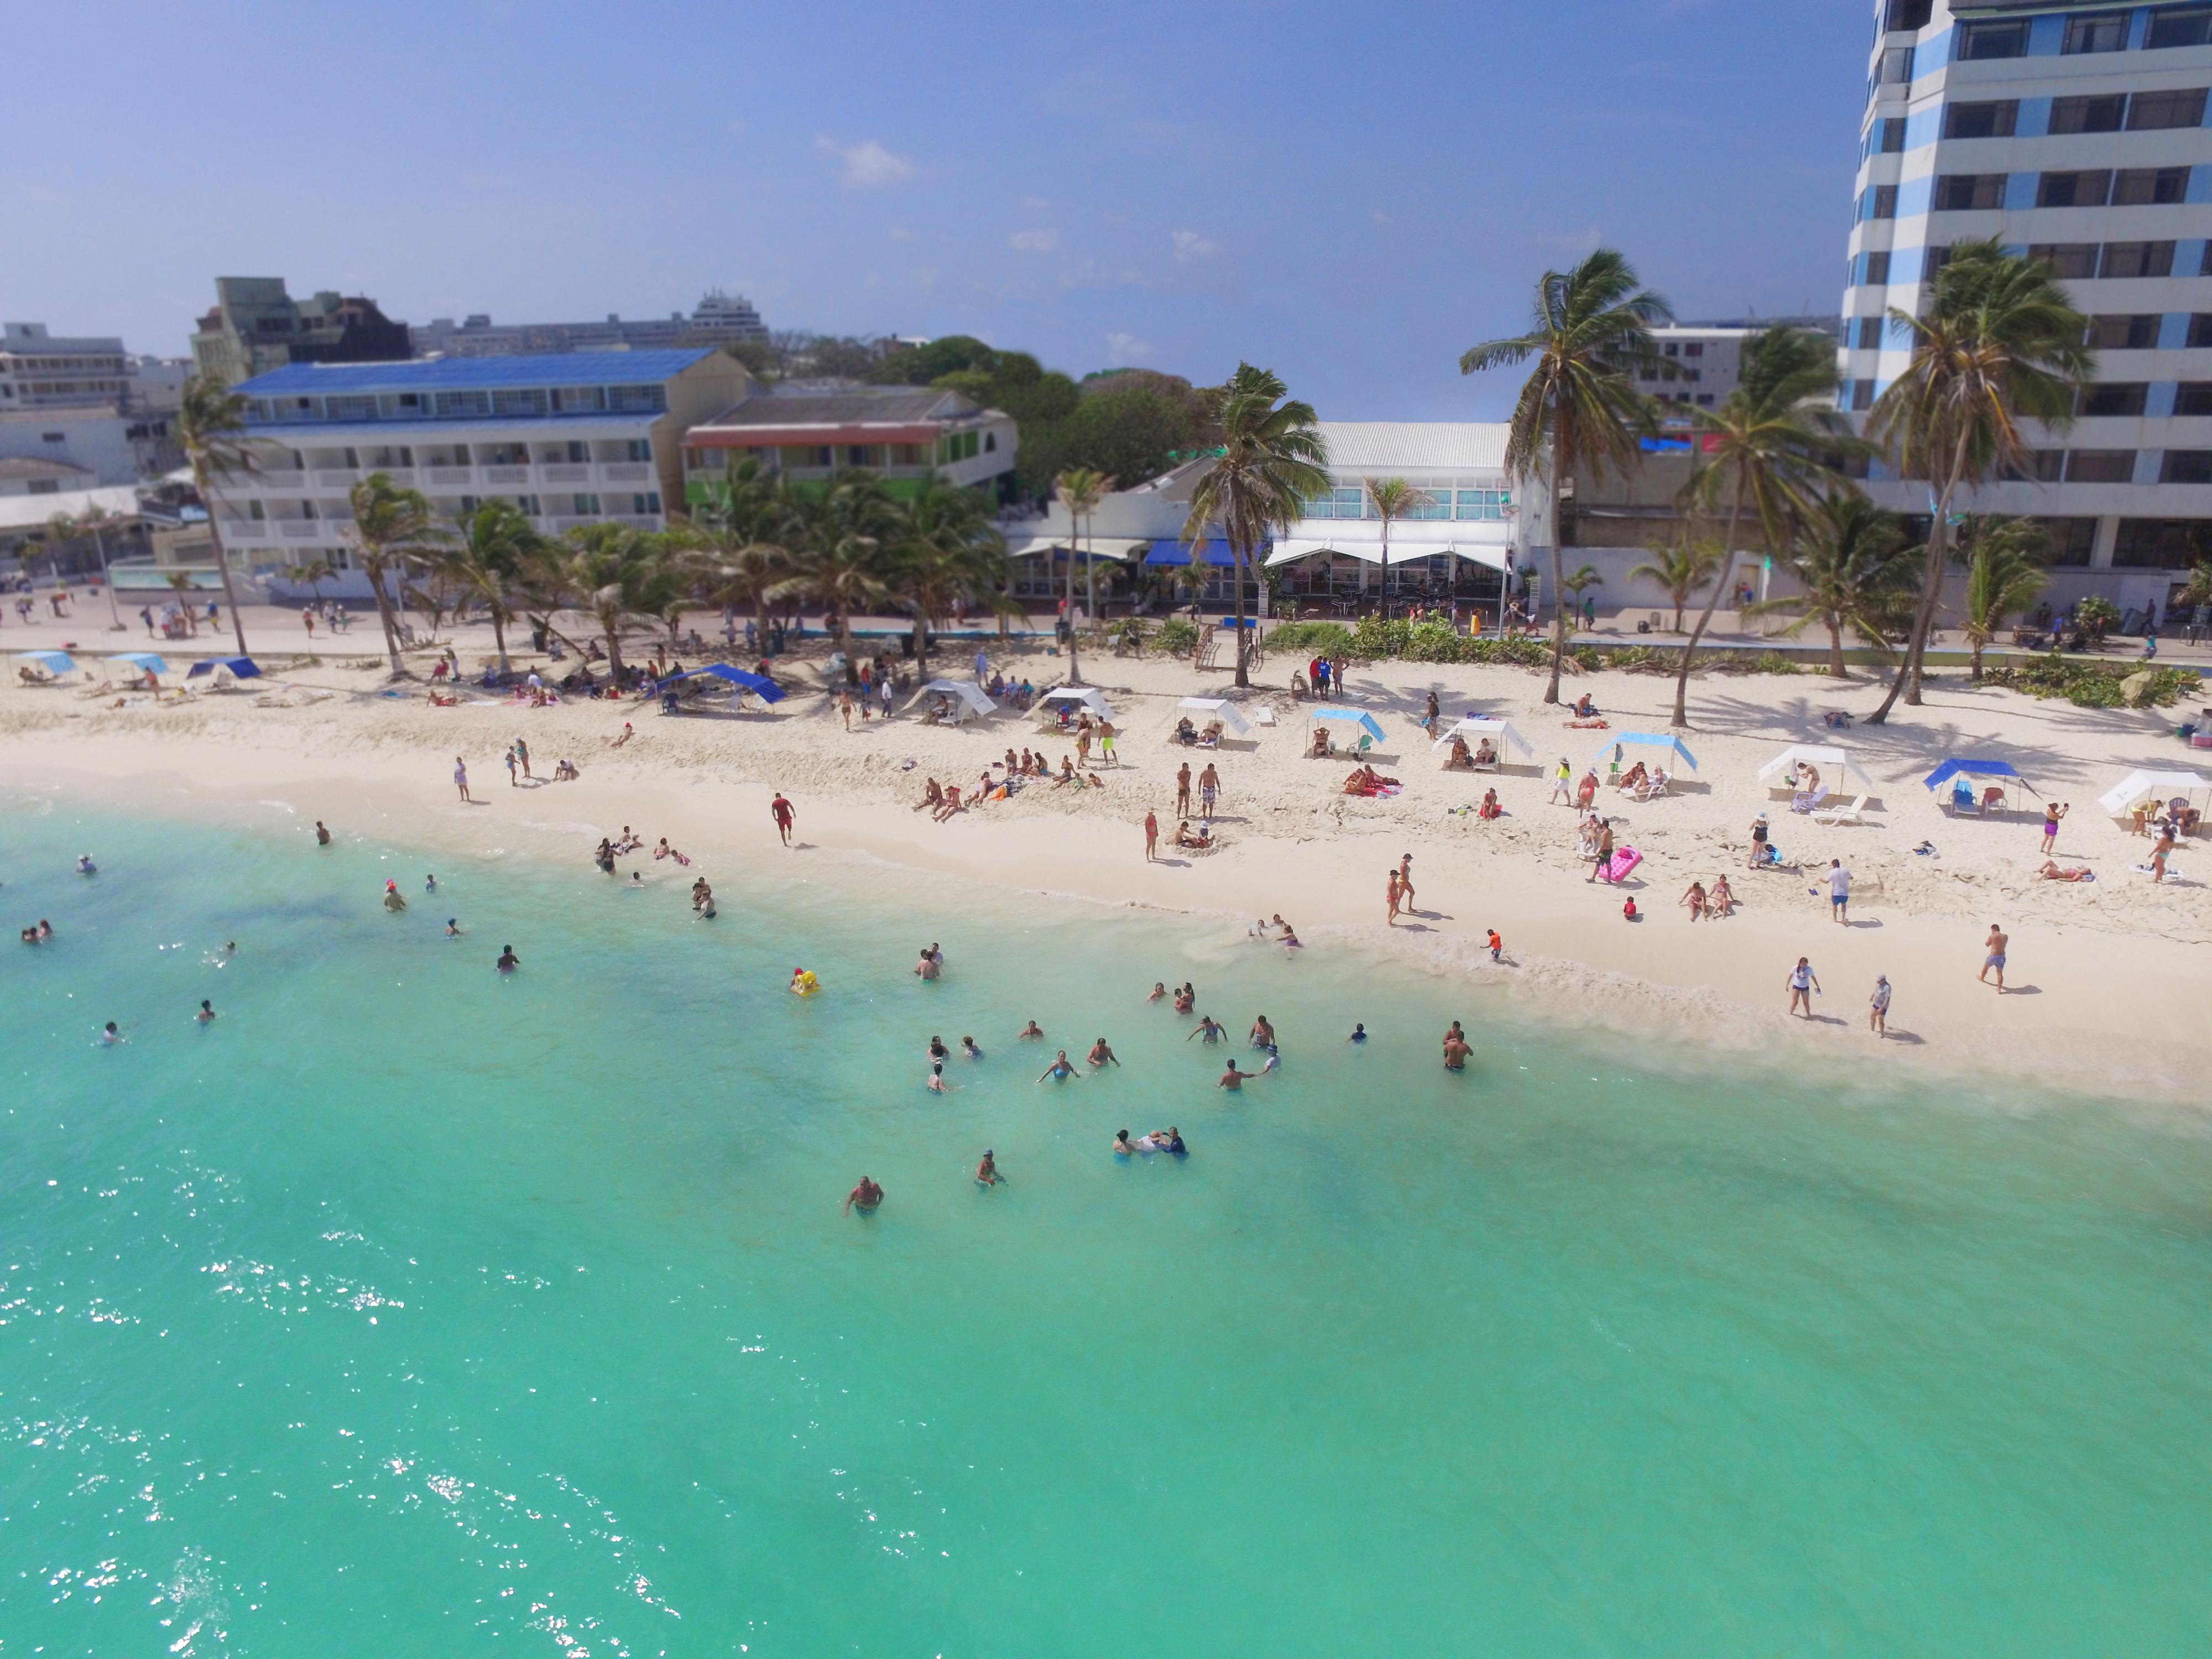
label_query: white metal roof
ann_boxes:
[1316,422,1510,472]
[0,483,143,531]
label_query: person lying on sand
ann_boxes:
[2037,860,2095,881]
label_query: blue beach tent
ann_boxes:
[18,650,78,675]
[1595,732,1699,771]
[1923,757,2022,792]
[114,652,171,675]
[1312,706,1388,743]
[658,662,786,703]
[187,656,262,679]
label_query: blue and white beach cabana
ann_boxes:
[111,652,170,677]
[1594,732,1699,771]
[186,656,263,681]
[659,662,785,703]
[1924,757,2027,816]
[16,650,79,679]
[1313,706,1389,749]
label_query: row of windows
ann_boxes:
[248,384,665,422]
[1859,313,2212,350]
[1871,88,2210,157]
[1952,7,2212,61]
[1905,166,2192,215]
[1300,487,1514,521]
[1855,239,2206,286]
[236,492,663,521]
[0,356,128,373]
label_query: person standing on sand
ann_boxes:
[1176,761,1193,818]
[2041,802,2068,854]
[516,737,532,781]
[2151,826,2175,883]
[1980,924,2008,990]
[1786,956,1820,1018]
[1747,813,1768,870]
[771,791,795,847]
[1550,759,1573,806]
[1588,819,1615,884]
[1869,974,1891,1037]
[454,758,473,803]
[1098,719,1117,765]
[505,746,519,787]
[1144,810,1159,862]
[1385,868,1403,925]
[1827,859,1851,925]
[315,821,331,846]
[1198,763,1220,825]
[1397,853,1416,909]
[839,690,854,731]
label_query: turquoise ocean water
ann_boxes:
[5,791,2212,1656]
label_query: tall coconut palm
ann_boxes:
[1460,250,1669,703]
[1627,536,1725,633]
[433,500,544,675]
[534,523,681,683]
[1865,238,2093,722]
[1181,364,1330,689]
[769,471,902,679]
[682,457,799,650]
[176,373,258,657]
[895,477,1009,672]
[287,557,334,610]
[1746,493,1917,678]
[1954,515,2052,682]
[346,472,449,676]
[1670,324,1857,727]
[1363,477,1427,597]
[1053,467,1111,686]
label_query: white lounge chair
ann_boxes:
[1812,793,1869,826]
[1792,784,1830,815]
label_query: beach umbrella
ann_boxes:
[113,651,170,675]
[1312,707,1389,743]
[17,650,78,675]
[187,656,262,680]
[1594,732,1699,770]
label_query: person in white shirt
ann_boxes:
[1827,859,1852,925]
[1869,974,1892,1037]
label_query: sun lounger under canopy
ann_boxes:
[909,678,995,721]
[1432,716,1532,756]
[112,652,170,675]
[1177,696,1251,735]
[1923,758,2025,793]
[1038,685,1115,719]
[1757,743,1872,790]
[1595,732,1699,771]
[1313,706,1388,743]
[17,650,77,675]
[658,662,785,702]
[2098,767,2210,815]
[186,656,262,680]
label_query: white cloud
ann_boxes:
[1535,225,1604,253]
[886,226,914,242]
[1010,227,1060,254]
[1105,332,1154,361]
[1022,195,1051,210]
[1170,229,1219,262]
[816,136,916,188]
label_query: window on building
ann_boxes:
[491,389,547,416]
[2080,383,2151,416]
[1870,184,1899,220]
[1958,18,2030,56]
[2049,94,2128,134]
[573,493,602,516]
[2191,318,2212,350]
[2129,87,2209,128]
[1944,100,2019,139]
[1879,116,1908,153]
[2113,166,2192,207]
[1927,245,1960,280]
[40,430,64,443]
[2162,451,2212,482]
[1886,0,1933,29]
[2176,381,2212,413]
[2147,6,2212,48]
[2037,170,2112,208]
[2022,450,2068,482]
[2088,314,2163,349]
[552,387,604,413]
[2101,241,2177,278]
[2063,12,2132,52]
[1856,317,1886,350]
[1851,378,1877,411]
[435,390,491,418]
[1878,45,1917,83]
[2114,519,2212,566]
[326,395,379,421]
[607,384,666,413]
[1864,250,1893,285]
[1683,342,1705,357]
[26,478,58,495]
[2067,449,2138,482]
[2035,518,2099,565]
[1938,177,2008,215]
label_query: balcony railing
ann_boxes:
[601,461,651,482]
[223,521,268,539]
[483,465,530,483]
[541,463,589,483]
[425,466,472,485]
[279,521,324,539]
[314,468,359,486]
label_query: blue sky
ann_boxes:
[4,0,1866,420]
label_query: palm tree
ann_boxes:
[1627,536,1724,633]
[1670,324,1857,727]
[1363,477,1426,575]
[1181,363,1330,689]
[1865,238,2093,722]
[535,524,682,683]
[176,374,257,657]
[48,509,124,630]
[164,570,202,634]
[1746,494,1917,677]
[433,500,544,675]
[1954,515,2052,682]
[1053,467,1111,686]
[346,473,450,676]
[681,457,799,651]
[895,478,1009,672]
[1460,249,1669,703]
[769,471,901,679]
[1559,564,1604,630]
[288,557,335,611]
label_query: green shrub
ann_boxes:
[1712,650,1803,677]
[1566,645,1603,672]
[1155,618,1200,658]
[1603,644,1674,673]
[1264,621,1355,656]
[1983,653,2201,708]
[1347,615,1410,660]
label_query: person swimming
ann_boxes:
[100,1021,121,1044]
[1087,1037,1120,1068]
[195,999,216,1025]
[975,1150,1000,1186]
[1218,1058,1244,1091]
[961,1035,984,1060]
[1147,982,1167,1003]
[1346,1022,1368,1044]
[1037,1050,1081,1082]
[928,1035,950,1063]
[927,1061,950,1094]
[446,918,463,937]
[425,873,437,893]
[1114,1130,1138,1156]
[382,880,408,912]
[76,854,98,875]
[496,945,520,972]
[1017,1020,1045,1041]
[1187,1015,1225,1044]
[1172,983,1196,1014]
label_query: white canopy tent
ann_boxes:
[2099,768,2210,817]
[1037,685,1115,722]
[1177,696,1251,735]
[907,679,997,723]
[1757,743,1875,794]
[1266,531,1513,571]
[1431,716,1531,758]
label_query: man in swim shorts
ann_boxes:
[1980,924,2008,991]
[1869,974,1891,1037]
[770,791,795,847]
[1442,1035,1470,1071]
[843,1176,883,1215]
[1218,1058,1244,1091]
[497,945,519,972]
[1087,1038,1120,1068]
[914,948,941,981]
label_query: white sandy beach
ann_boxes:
[6,627,2209,1102]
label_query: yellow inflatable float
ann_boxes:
[789,967,821,996]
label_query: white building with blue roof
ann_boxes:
[210,348,752,594]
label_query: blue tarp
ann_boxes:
[1145,538,1240,567]
[115,652,170,674]
[186,656,261,679]
[1923,758,2021,790]
[1595,732,1700,771]
[658,662,785,703]
[18,650,76,674]
[1313,706,1388,743]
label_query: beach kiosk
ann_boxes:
[910,678,997,724]
[1432,717,1532,770]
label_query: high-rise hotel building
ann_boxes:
[1845,0,2212,610]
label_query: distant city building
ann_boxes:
[190,278,413,388]
[411,291,769,358]
[0,322,133,408]
[0,456,97,498]
[679,383,1016,503]
[0,323,189,481]
[1844,0,2212,609]
[213,348,752,596]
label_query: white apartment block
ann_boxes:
[1845,0,2212,607]
[215,349,752,596]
